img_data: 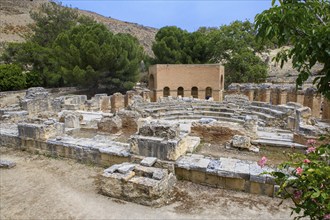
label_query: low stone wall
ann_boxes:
[0,127,130,167]
[175,154,276,197]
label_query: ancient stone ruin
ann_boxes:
[0,85,329,206]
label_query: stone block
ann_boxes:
[225,177,245,191]
[97,116,122,133]
[205,173,219,187]
[64,114,80,129]
[117,163,136,174]
[100,162,176,207]
[100,96,110,112]
[174,167,191,180]
[206,159,222,174]
[117,110,141,133]
[190,158,210,172]
[190,170,206,184]
[0,160,16,169]
[130,134,187,161]
[234,161,250,180]
[217,157,239,178]
[111,93,125,113]
[249,181,263,195]
[18,120,64,140]
[232,135,251,149]
[263,184,275,197]
[140,157,157,167]
[138,121,180,139]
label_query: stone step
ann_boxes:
[251,139,306,148]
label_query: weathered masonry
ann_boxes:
[148,64,225,102]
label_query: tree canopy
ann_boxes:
[255,0,330,99]
[152,21,269,87]
[1,1,144,93]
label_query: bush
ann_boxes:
[0,64,26,91]
[26,71,42,88]
[260,137,330,219]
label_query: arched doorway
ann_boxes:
[177,87,184,97]
[221,74,224,89]
[191,87,198,98]
[149,74,155,90]
[205,87,212,99]
[163,87,170,97]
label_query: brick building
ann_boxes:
[148,64,225,102]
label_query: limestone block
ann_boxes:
[243,115,258,134]
[124,90,138,107]
[97,116,122,133]
[206,159,222,174]
[130,135,187,161]
[117,163,136,174]
[140,157,157,167]
[199,118,216,124]
[117,110,141,133]
[21,87,51,115]
[138,121,180,139]
[64,114,80,129]
[297,107,312,119]
[217,157,239,178]
[232,135,251,149]
[99,162,176,207]
[111,93,125,113]
[100,96,110,112]
[18,120,64,140]
[0,160,16,169]
[225,177,246,191]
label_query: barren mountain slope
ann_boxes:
[0,0,157,56]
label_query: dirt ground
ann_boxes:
[0,147,295,219]
[197,142,303,165]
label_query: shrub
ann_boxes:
[0,64,26,91]
[260,137,330,219]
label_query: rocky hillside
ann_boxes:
[0,0,157,56]
[261,47,322,84]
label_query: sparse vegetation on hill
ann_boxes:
[0,0,157,57]
[1,1,144,93]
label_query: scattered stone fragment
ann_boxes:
[0,160,16,169]
[140,157,157,167]
[117,163,136,174]
[232,135,251,149]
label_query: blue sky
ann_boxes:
[60,0,272,32]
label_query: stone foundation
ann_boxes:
[99,161,176,207]
[130,121,189,161]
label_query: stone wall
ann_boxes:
[149,64,224,102]
[227,83,325,119]
[175,154,276,197]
